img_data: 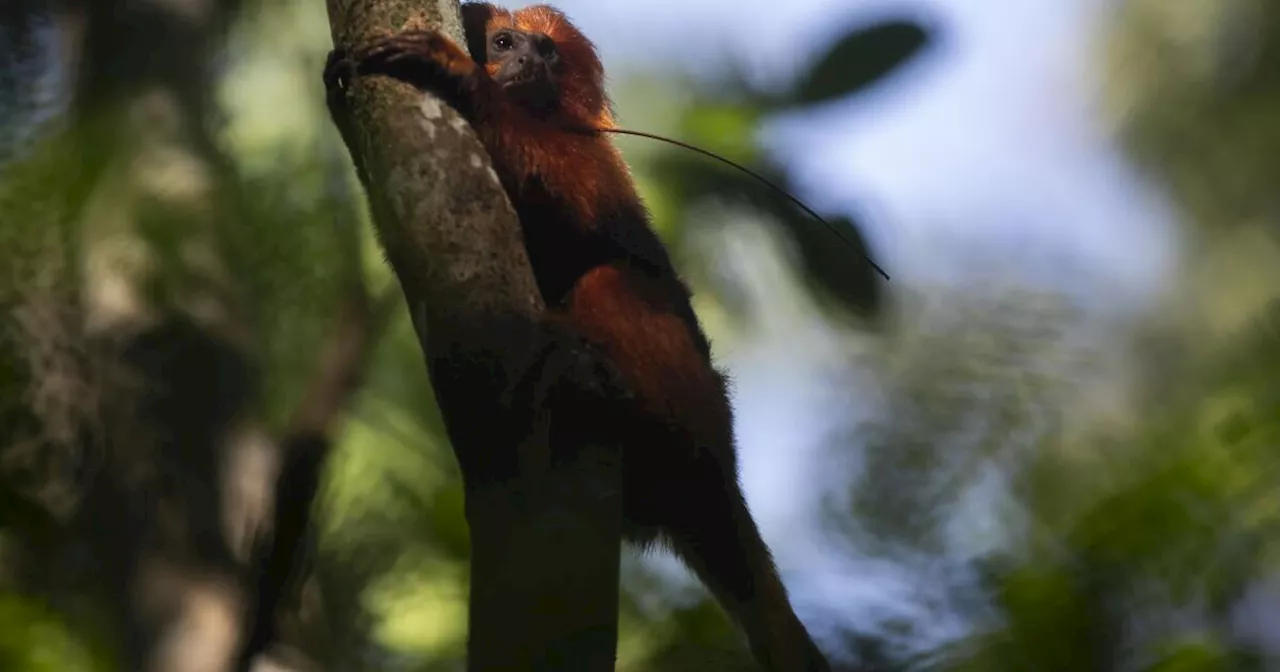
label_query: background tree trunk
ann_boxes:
[56,0,267,668]
[1,0,397,669]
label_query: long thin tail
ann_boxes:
[664,474,831,672]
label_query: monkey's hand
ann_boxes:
[327,30,483,118]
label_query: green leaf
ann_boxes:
[1143,639,1231,672]
[791,18,934,105]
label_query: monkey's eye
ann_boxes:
[492,32,514,51]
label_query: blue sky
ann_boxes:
[548,0,1181,655]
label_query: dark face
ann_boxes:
[486,27,562,111]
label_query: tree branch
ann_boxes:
[234,281,399,672]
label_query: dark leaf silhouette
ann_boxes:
[791,18,934,106]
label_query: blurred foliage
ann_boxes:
[940,303,1280,672]
[847,285,1093,557]
[1103,0,1280,234]
[902,1,1280,667]
[0,591,111,672]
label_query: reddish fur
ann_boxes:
[337,6,832,669]
[567,263,730,439]
[508,127,637,228]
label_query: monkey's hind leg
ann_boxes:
[662,463,832,672]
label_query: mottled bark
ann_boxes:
[323,1,624,669]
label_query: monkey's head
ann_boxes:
[462,3,613,127]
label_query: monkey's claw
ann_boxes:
[322,31,441,96]
[322,48,356,94]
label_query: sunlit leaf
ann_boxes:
[1143,639,1231,672]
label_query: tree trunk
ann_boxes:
[323,1,624,669]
